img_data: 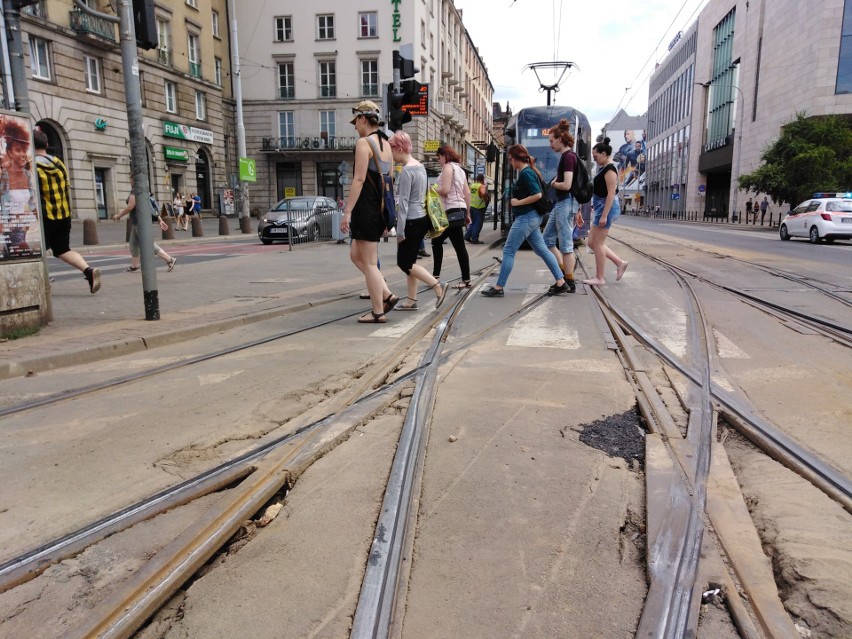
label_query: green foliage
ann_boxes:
[739,113,852,207]
[0,325,41,341]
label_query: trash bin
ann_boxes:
[331,209,347,243]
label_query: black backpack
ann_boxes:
[569,152,593,204]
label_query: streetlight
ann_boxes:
[696,81,744,222]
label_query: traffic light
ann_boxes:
[393,50,419,80]
[387,84,412,132]
[132,0,158,50]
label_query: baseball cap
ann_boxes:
[350,100,382,124]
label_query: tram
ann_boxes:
[501,105,593,241]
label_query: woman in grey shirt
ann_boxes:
[389,131,447,310]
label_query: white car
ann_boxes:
[779,194,852,244]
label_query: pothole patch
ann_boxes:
[576,407,645,467]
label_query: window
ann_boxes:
[421,20,426,47]
[164,80,177,113]
[320,111,335,142]
[22,1,45,18]
[359,12,377,38]
[212,10,220,38]
[188,33,201,78]
[139,71,147,107]
[278,62,294,99]
[195,90,206,120]
[837,0,852,93]
[361,59,378,97]
[278,111,295,146]
[157,19,171,65]
[319,60,336,98]
[274,16,292,42]
[214,57,222,86]
[317,14,334,40]
[84,55,101,93]
[29,36,50,80]
[186,0,197,8]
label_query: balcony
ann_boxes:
[69,9,116,47]
[279,86,295,100]
[435,100,452,119]
[320,85,337,98]
[158,48,172,66]
[189,62,202,79]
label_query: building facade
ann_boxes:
[16,0,233,220]
[236,0,493,213]
[646,0,852,217]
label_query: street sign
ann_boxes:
[337,161,351,176]
[401,81,429,116]
[239,157,256,182]
[671,193,680,200]
[698,184,706,193]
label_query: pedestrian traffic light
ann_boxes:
[132,0,158,50]
[387,84,412,132]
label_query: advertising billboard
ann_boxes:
[0,113,42,262]
[610,129,646,199]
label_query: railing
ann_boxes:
[189,62,202,79]
[69,9,116,43]
[278,86,295,99]
[624,208,782,227]
[320,85,336,98]
[361,83,379,97]
[158,49,171,66]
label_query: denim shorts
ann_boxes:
[592,195,621,229]
[543,196,577,253]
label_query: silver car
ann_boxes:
[258,196,338,245]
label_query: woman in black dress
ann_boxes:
[340,101,399,323]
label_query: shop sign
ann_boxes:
[163,121,214,145]
[390,0,402,42]
[424,139,441,153]
[261,136,358,152]
[164,146,189,162]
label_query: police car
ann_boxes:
[779,193,852,244]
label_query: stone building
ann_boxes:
[235,0,493,212]
[646,0,852,217]
[15,0,233,219]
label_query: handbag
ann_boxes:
[425,185,448,238]
[534,175,554,214]
[365,137,397,231]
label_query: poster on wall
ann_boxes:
[0,113,41,262]
[610,129,646,196]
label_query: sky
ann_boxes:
[454,0,709,136]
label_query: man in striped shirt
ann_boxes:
[34,129,100,294]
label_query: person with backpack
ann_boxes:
[340,100,399,323]
[584,138,628,286]
[544,119,584,293]
[480,144,568,298]
[464,173,488,244]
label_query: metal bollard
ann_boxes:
[191,215,203,237]
[218,215,230,235]
[82,218,99,245]
[239,216,252,234]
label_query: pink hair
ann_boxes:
[389,131,412,154]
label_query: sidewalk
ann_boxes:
[0,220,508,380]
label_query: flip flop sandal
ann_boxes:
[358,311,386,323]
[359,292,371,299]
[454,281,472,289]
[435,283,449,309]
[383,294,400,313]
[125,266,140,272]
[395,302,419,311]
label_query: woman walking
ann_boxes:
[173,192,186,230]
[340,100,399,323]
[114,176,177,272]
[584,138,628,286]
[544,119,582,293]
[389,131,447,310]
[481,144,568,297]
[431,145,472,289]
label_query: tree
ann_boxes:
[738,113,852,207]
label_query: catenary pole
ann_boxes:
[227,0,250,232]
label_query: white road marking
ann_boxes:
[507,287,581,349]
[198,371,245,385]
[713,329,750,359]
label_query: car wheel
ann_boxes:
[809,226,821,244]
[779,224,790,241]
[261,237,273,245]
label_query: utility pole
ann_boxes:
[74,0,161,319]
[227,0,250,233]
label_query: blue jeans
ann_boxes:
[543,196,577,253]
[496,212,563,288]
[465,206,486,242]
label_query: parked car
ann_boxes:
[258,196,338,245]
[779,193,852,244]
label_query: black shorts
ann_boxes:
[43,217,72,257]
[397,216,431,273]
